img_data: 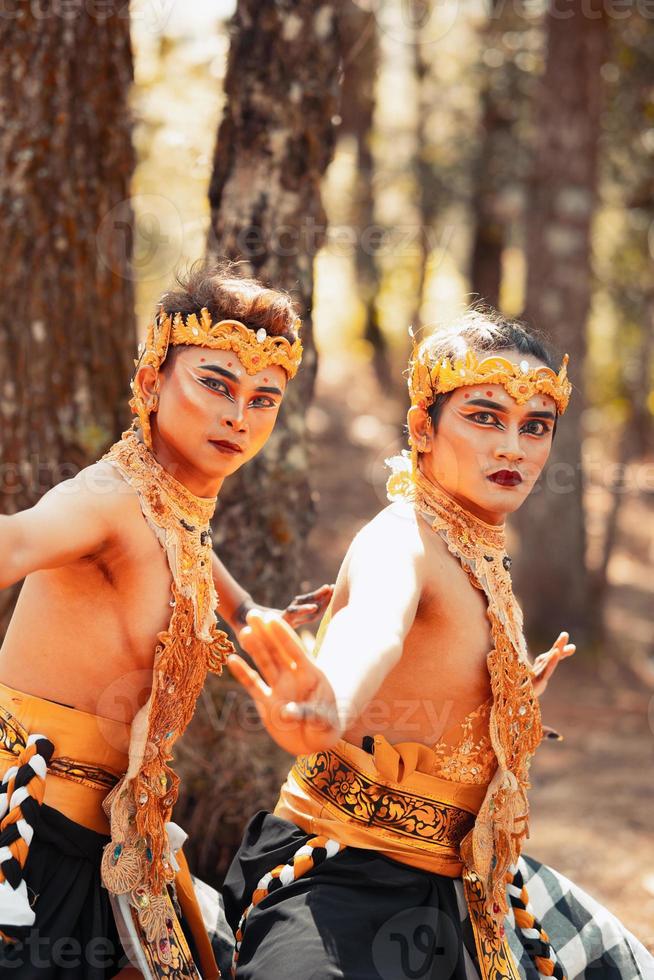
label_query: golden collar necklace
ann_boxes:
[99,429,233,968]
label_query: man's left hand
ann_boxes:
[282,583,333,628]
[531,631,576,697]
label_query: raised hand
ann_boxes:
[282,583,333,628]
[531,631,576,697]
[226,609,340,756]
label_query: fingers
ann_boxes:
[283,603,320,627]
[246,610,306,674]
[553,632,575,654]
[226,654,271,702]
[292,584,333,604]
[237,626,281,687]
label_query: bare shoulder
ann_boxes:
[356,502,425,550]
[47,459,141,532]
[347,503,427,576]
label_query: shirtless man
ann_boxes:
[223,311,653,980]
[0,262,329,979]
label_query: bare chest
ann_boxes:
[0,498,175,719]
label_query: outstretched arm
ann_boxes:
[311,511,424,732]
[0,468,116,590]
[228,507,425,754]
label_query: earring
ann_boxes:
[408,433,428,451]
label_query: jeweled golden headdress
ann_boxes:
[130,306,303,449]
[401,331,572,476]
[409,342,572,415]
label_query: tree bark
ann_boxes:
[175,2,342,883]
[470,0,530,307]
[0,4,136,637]
[514,0,609,644]
[339,1,393,390]
[206,0,342,608]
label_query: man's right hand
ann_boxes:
[227,609,341,757]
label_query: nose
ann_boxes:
[221,400,248,434]
[493,425,525,463]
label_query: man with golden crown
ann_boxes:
[222,309,654,980]
[0,261,331,978]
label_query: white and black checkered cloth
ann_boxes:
[454,854,654,980]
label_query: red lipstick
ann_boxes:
[487,469,523,488]
[209,439,244,455]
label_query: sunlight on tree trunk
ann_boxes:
[206,0,342,608]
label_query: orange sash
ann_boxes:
[0,681,219,979]
[275,737,522,980]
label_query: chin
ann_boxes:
[206,450,249,477]
[483,485,529,512]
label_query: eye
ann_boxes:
[199,376,232,398]
[522,419,551,436]
[250,395,278,409]
[469,411,499,426]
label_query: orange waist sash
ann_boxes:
[275,736,522,980]
[0,682,219,978]
[0,681,130,835]
[275,734,489,877]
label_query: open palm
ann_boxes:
[227,609,340,756]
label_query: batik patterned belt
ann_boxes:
[0,704,120,792]
[293,748,476,852]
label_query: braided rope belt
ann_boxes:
[507,863,566,979]
[0,734,54,938]
[232,835,343,977]
[0,705,121,945]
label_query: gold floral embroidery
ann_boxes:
[100,430,234,967]
[293,750,476,851]
[432,698,496,785]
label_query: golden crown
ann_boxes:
[129,306,303,449]
[409,347,572,416]
[138,306,303,379]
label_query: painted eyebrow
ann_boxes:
[465,398,556,421]
[255,386,283,396]
[199,365,282,396]
[200,365,240,383]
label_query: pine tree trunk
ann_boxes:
[469,0,527,307]
[206,0,342,607]
[340,2,393,390]
[514,0,609,645]
[0,7,137,638]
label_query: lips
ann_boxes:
[487,469,523,487]
[209,439,244,455]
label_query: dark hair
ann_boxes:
[420,306,560,437]
[159,259,300,357]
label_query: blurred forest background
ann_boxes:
[1,0,653,948]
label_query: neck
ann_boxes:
[149,430,224,501]
[418,463,506,529]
